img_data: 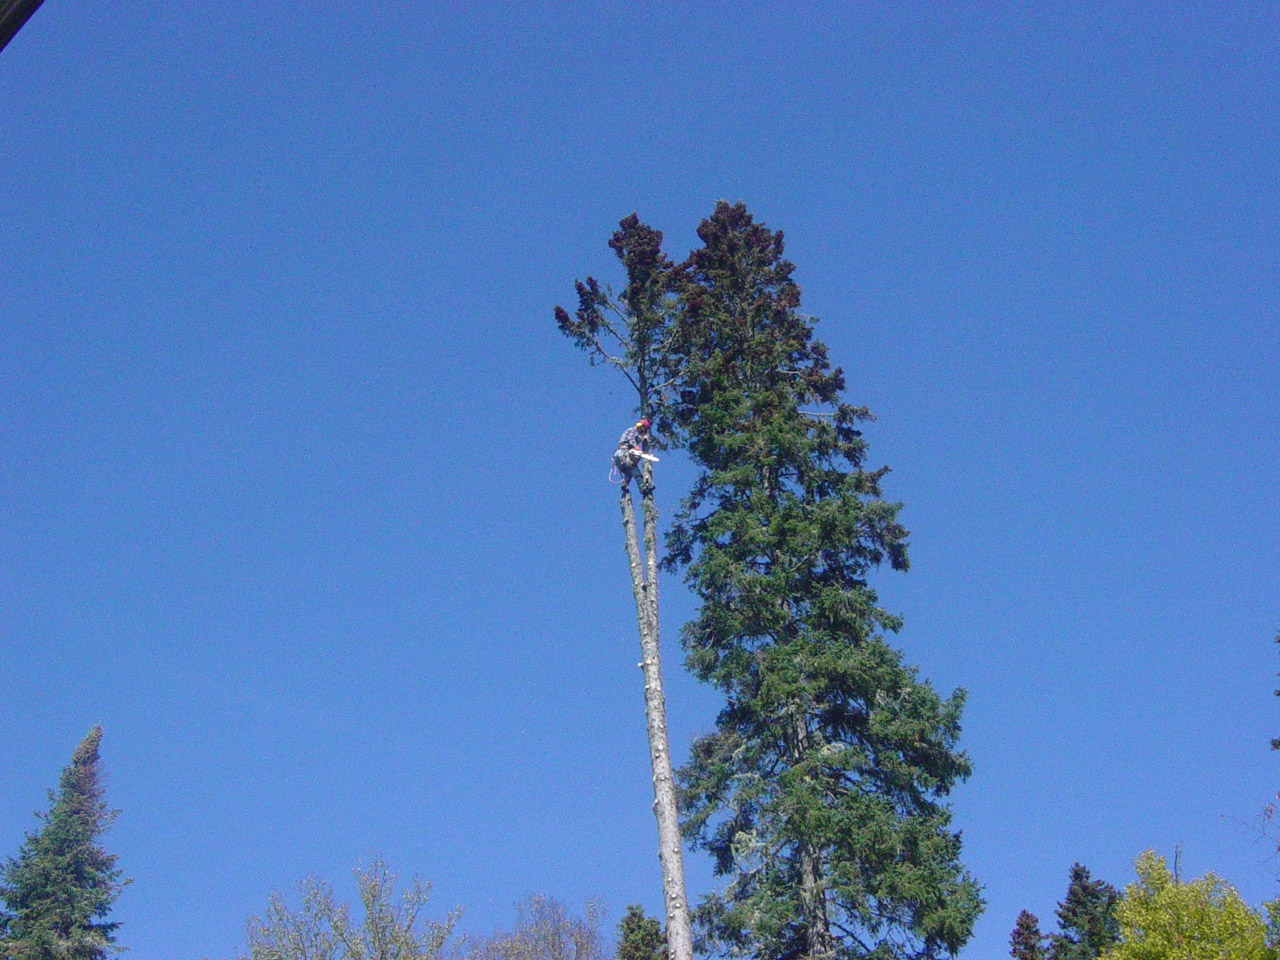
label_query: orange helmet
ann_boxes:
[637,418,651,428]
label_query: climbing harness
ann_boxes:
[609,448,659,484]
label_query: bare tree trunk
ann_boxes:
[619,464,693,960]
[789,713,835,960]
[797,840,835,960]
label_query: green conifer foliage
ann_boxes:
[1010,911,1046,960]
[616,905,665,960]
[0,726,125,960]
[1047,864,1119,960]
[555,212,679,429]
[667,202,981,960]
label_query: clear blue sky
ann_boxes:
[2,3,1277,958]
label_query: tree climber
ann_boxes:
[613,418,655,484]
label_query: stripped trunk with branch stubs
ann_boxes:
[619,462,693,960]
[556,213,692,960]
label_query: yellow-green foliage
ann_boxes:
[1102,850,1280,960]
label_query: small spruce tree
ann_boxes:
[0,726,125,960]
[1046,863,1118,960]
[616,905,665,960]
[1009,910,1046,960]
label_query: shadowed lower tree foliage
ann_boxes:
[0,0,46,55]
[666,202,981,960]
[0,725,125,960]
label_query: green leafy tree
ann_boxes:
[1010,911,1046,960]
[1101,850,1280,960]
[667,201,982,960]
[556,215,693,960]
[240,858,456,960]
[0,725,126,960]
[1047,864,1118,960]
[616,905,664,960]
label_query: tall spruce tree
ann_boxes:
[666,202,981,960]
[556,215,693,960]
[0,726,125,960]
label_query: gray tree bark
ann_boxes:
[618,462,693,960]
